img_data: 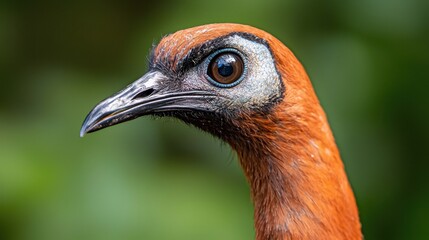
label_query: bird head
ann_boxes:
[81,23,312,147]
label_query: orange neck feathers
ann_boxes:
[227,33,361,239]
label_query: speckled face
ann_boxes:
[179,34,283,114]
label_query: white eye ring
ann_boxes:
[204,48,248,88]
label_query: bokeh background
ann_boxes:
[1,0,428,239]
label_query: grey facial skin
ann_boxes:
[183,35,282,112]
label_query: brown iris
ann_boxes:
[207,52,244,85]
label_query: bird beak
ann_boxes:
[80,71,215,137]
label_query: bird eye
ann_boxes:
[206,49,245,88]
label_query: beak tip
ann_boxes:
[80,129,86,138]
[80,123,89,137]
[80,114,93,138]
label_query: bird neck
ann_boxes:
[229,104,361,240]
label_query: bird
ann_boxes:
[80,23,362,240]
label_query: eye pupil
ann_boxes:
[207,51,244,87]
[217,57,234,77]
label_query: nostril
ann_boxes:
[132,88,155,100]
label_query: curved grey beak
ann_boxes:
[80,71,215,137]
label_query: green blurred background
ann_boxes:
[1,0,428,239]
